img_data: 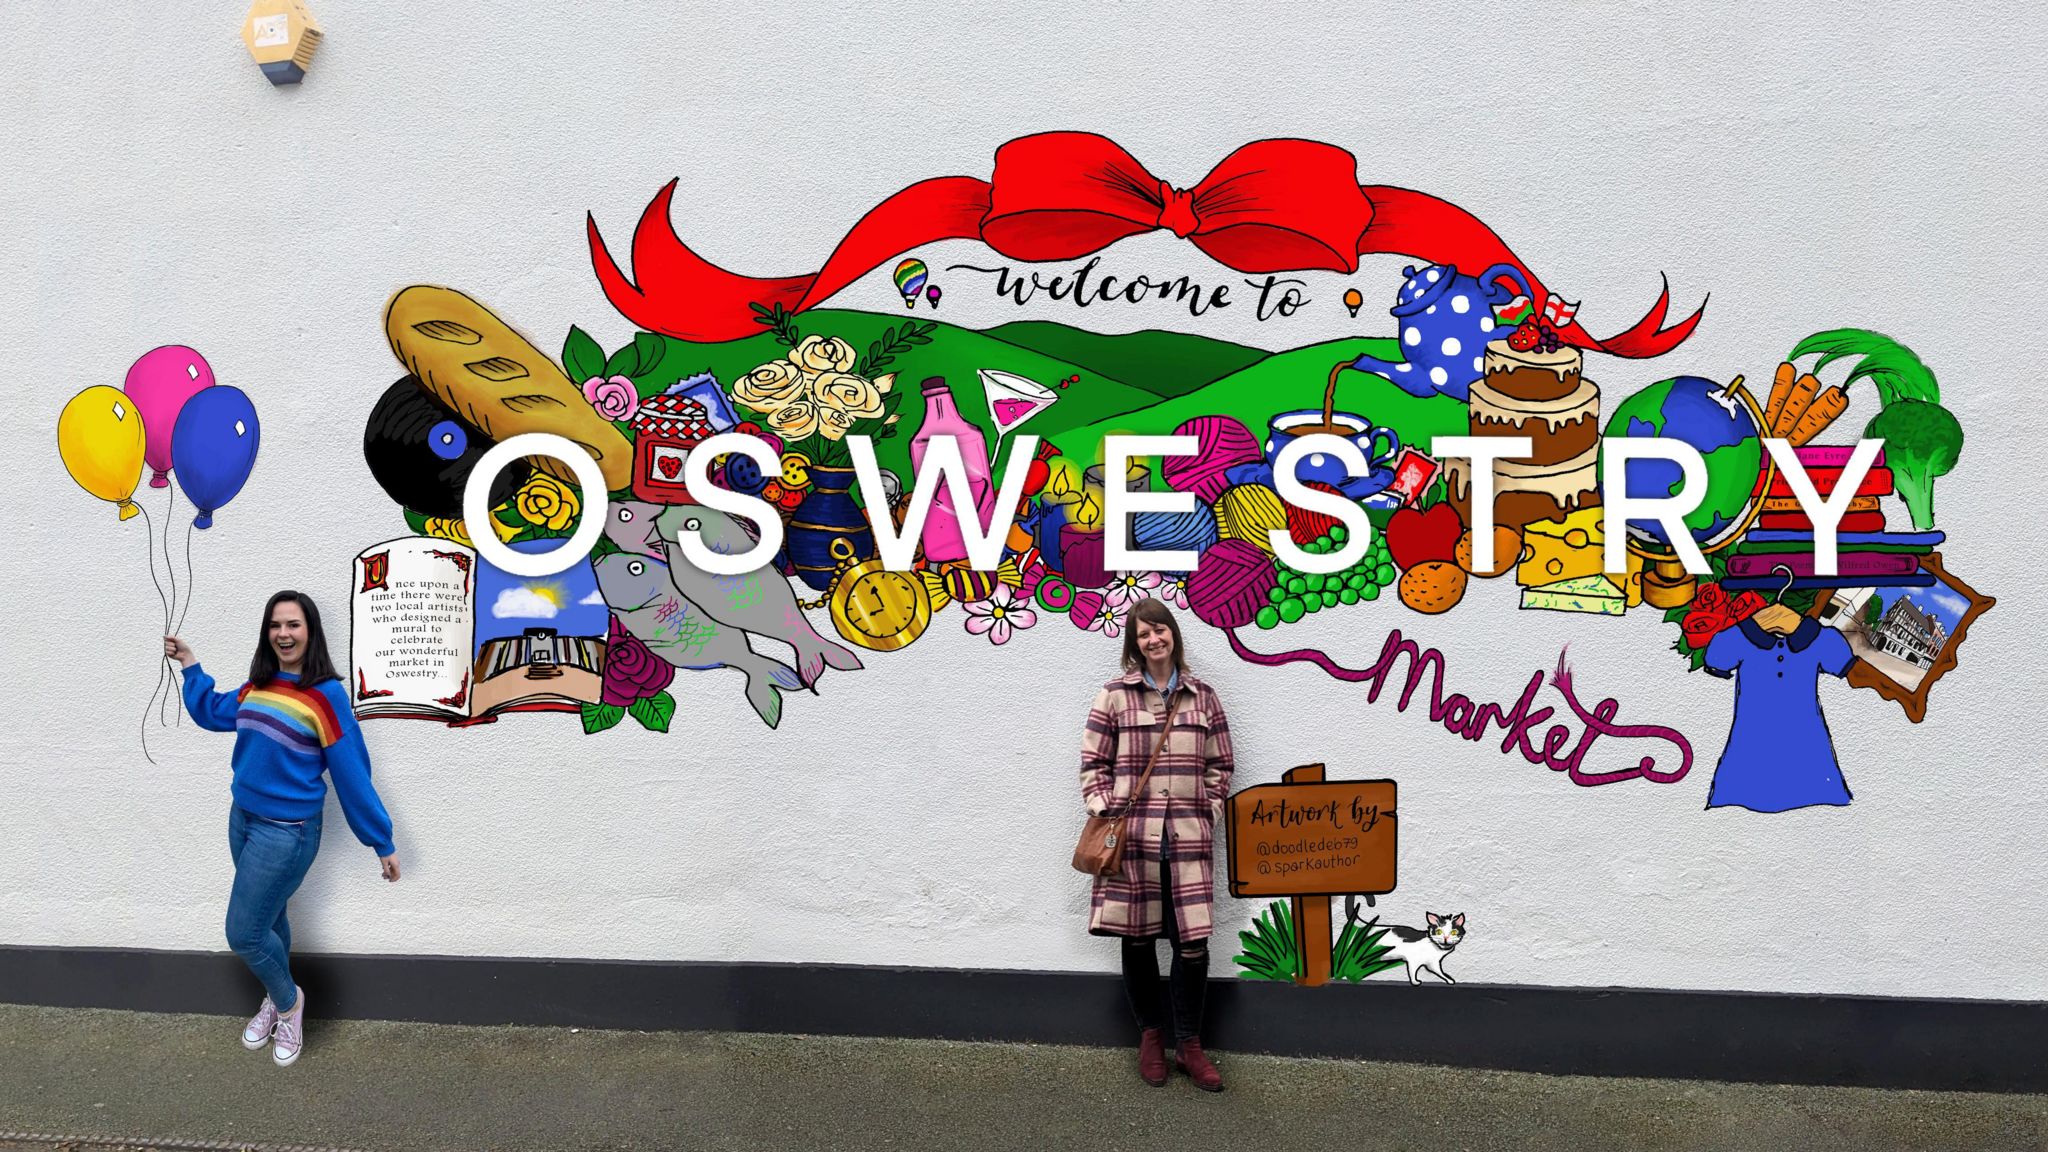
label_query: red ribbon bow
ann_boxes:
[1681,583,1766,648]
[979,134,1374,275]
[589,131,1702,356]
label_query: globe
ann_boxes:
[1599,376,1764,552]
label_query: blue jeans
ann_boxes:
[226,805,322,1011]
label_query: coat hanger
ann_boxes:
[1771,563,1797,605]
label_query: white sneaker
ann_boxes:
[241,996,278,1050]
[271,986,305,1067]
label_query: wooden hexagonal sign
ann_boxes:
[242,0,324,86]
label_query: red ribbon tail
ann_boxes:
[1567,273,1708,359]
[590,177,991,343]
[1356,184,1523,281]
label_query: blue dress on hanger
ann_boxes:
[1702,617,1858,813]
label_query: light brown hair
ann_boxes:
[1120,597,1189,677]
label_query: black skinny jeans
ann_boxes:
[1119,851,1208,1043]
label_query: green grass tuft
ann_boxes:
[1233,900,1300,982]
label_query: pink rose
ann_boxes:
[582,375,640,422]
[602,615,674,706]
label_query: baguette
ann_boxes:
[383,285,634,492]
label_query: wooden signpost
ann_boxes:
[1225,764,1396,987]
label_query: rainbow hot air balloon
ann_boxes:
[893,258,928,309]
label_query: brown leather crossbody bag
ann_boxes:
[1071,705,1176,876]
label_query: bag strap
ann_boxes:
[1111,698,1177,817]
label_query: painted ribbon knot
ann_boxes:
[1155,181,1199,238]
[589,129,1704,357]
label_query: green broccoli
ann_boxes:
[1863,399,1962,531]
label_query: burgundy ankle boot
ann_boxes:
[1137,1028,1169,1086]
[1176,1039,1223,1092]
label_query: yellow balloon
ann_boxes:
[57,385,147,520]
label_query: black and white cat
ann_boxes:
[1350,901,1467,984]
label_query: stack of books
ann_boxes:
[1724,446,1938,592]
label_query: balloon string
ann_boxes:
[163,484,179,629]
[176,520,195,635]
[135,504,168,766]
[157,486,176,727]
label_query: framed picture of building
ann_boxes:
[1806,553,1996,723]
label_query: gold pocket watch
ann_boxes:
[817,537,932,652]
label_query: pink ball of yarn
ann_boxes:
[1186,538,1278,630]
[1162,416,1262,503]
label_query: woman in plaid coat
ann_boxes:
[1079,597,1234,1091]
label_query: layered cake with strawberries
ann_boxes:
[1445,320,1603,531]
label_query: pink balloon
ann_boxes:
[123,346,215,487]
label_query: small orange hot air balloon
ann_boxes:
[1343,288,1364,319]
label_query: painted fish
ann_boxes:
[602,500,865,688]
[593,552,803,729]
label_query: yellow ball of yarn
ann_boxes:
[1211,483,1288,557]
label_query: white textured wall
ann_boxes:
[4,1,2046,1000]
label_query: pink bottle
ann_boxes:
[908,377,995,564]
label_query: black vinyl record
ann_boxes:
[363,376,530,519]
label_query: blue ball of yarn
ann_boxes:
[1132,503,1220,565]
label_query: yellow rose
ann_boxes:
[789,334,858,374]
[514,473,579,531]
[421,517,473,547]
[817,406,854,441]
[812,371,886,419]
[766,400,822,441]
[489,507,520,542]
[731,359,807,412]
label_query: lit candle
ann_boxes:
[1059,491,1109,590]
[1083,460,1150,557]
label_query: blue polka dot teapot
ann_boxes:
[1347,262,1533,402]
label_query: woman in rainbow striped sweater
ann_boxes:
[166,590,400,1068]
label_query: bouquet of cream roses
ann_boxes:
[729,335,904,466]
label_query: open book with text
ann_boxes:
[348,536,608,723]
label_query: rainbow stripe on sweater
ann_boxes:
[235,680,342,754]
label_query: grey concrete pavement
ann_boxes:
[1,1003,2044,1152]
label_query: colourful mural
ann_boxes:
[319,130,1993,823]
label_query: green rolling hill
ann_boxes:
[982,321,1268,400]
[1054,337,1470,477]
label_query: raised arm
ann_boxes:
[1079,686,1121,816]
[175,656,244,733]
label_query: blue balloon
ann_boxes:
[170,386,260,529]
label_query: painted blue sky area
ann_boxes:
[1872,583,1968,636]
[473,539,608,653]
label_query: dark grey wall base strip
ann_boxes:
[4,946,2041,1093]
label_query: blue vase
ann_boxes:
[787,464,876,591]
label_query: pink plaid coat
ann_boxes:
[1080,668,1235,941]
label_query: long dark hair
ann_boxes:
[1120,597,1189,678]
[250,590,341,688]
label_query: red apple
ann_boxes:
[1385,503,1464,571]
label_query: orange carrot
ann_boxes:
[1774,371,1821,439]
[1787,384,1848,446]
[1764,362,1796,434]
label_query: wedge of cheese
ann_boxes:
[1520,572,1627,616]
[1604,549,1645,608]
[1517,507,1606,587]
